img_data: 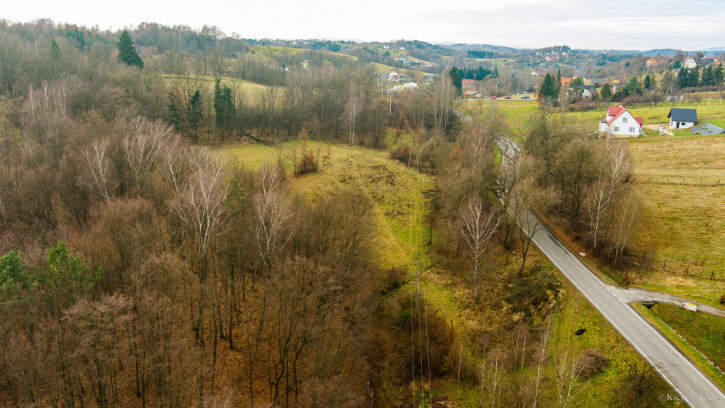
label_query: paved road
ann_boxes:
[499,137,725,408]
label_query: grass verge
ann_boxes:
[633,303,725,393]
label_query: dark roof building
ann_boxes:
[668,108,697,123]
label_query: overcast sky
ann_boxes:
[4,0,725,50]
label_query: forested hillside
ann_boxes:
[0,21,678,408]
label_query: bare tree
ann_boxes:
[172,152,230,262]
[460,196,499,304]
[81,139,115,201]
[585,142,631,251]
[554,348,587,408]
[247,162,292,407]
[123,117,171,181]
[513,174,558,276]
[532,320,552,408]
[170,151,230,399]
[342,84,363,146]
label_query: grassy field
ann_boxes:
[628,135,725,306]
[651,304,725,373]
[223,138,680,406]
[634,303,725,393]
[163,74,274,96]
[459,99,725,140]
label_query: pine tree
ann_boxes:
[624,76,642,96]
[49,38,61,61]
[677,68,689,89]
[714,64,724,87]
[539,73,556,104]
[554,68,562,97]
[449,67,462,94]
[690,65,701,88]
[117,30,144,69]
[214,79,235,137]
[643,74,652,89]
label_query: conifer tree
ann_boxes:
[117,30,144,68]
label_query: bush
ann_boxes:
[389,143,410,165]
[577,349,610,378]
[720,294,725,305]
[378,267,407,295]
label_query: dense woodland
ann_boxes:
[0,21,666,408]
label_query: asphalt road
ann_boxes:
[499,137,725,408]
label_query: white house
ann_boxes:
[682,56,697,69]
[599,106,643,137]
[668,108,697,129]
[388,70,400,81]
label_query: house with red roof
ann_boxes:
[598,106,643,137]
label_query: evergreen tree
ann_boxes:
[214,79,235,137]
[677,68,689,89]
[714,64,724,87]
[554,68,562,97]
[690,65,701,87]
[449,67,462,94]
[673,59,682,69]
[643,74,652,89]
[600,83,613,100]
[624,76,642,96]
[49,38,61,61]
[539,73,556,104]
[117,30,144,68]
[701,65,714,87]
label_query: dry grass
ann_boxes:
[628,135,725,305]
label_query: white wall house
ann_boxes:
[388,70,400,81]
[668,108,697,129]
[682,56,697,69]
[599,106,643,137]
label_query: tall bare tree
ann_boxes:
[460,196,499,304]
[81,139,115,201]
[123,117,171,182]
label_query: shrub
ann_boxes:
[379,267,407,295]
[389,144,410,165]
[577,349,610,378]
[719,294,725,305]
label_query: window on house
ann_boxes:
[623,117,628,123]
[629,127,635,132]
[614,127,620,132]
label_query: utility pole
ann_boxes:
[389,91,392,114]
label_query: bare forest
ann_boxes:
[0,21,666,408]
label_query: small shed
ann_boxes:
[668,108,697,129]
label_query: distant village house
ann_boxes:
[682,56,697,69]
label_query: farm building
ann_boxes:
[599,106,643,137]
[668,108,697,129]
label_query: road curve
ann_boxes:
[499,137,725,408]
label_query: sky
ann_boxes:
[4,0,725,50]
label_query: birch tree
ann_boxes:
[81,139,115,201]
[460,196,499,304]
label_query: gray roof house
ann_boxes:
[668,108,697,123]
[668,108,697,129]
